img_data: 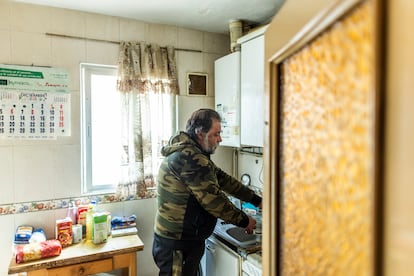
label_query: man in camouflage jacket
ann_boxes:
[152,108,262,276]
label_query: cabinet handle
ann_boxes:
[78,266,85,275]
[206,244,216,253]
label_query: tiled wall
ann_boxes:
[0,1,230,275]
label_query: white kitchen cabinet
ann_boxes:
[239,27,267,147]
[203,236,242,276]
[215,52,241,147]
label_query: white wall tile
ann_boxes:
[0,30,11,66]
[203,53,224,97]
[49,7,86,38]
[53,145,81,199]
[0,215,15,276]
[119,18,149,41]
[0,1,11,31]
[86,40,120,65]
[10,3,51,33]
[99,201,124,217]
[178,28,203,51]
[203,32,230,54]
[0,147,14,204]
[13,146,57,202]
[85,13,120,42]
[10,32,52,66]
[148,24,178,47]
[212,146,235,176]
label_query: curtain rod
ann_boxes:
[45,32,202,53]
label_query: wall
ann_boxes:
[384,0,414,274]
[0,1,231,275]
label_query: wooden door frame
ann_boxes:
[262,0,385,274]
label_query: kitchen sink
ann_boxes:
[213,219,260,248]
[226,227,257,243]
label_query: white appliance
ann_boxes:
[215,52,241,147]
[237,151,264,191]
[239,26,267,147]
[203,236,241,276]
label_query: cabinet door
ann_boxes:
[205,237,241,275]
[241,35,264,147]
[215,52,241,147]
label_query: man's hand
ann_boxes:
[245,216,256,234]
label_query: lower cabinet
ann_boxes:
[241,254,263,276]
[202,236,241,276]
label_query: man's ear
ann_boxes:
[196,129,204,142]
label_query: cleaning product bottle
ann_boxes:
[85,200,96,241]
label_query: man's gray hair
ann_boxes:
[185,108,222,140]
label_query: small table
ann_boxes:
[8,235,144,276]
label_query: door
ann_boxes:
[263,0,383,275]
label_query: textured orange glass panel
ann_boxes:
[279,1,374,275]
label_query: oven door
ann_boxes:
[203,236,241,276]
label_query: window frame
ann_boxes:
[80,63,118,195]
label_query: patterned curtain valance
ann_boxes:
[117,41,179,95]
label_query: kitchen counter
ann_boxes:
[8,234,144,275]
[213,219,261,255]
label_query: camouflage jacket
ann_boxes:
[154,131,261,241]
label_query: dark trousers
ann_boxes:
[152,233,205,276]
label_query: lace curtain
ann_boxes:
[116,41,179,199]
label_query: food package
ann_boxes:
[77,205,88,237]
[15,239,62,264]
[29,228,47,243]
[93,212,108,244]
[55,217,72,247]
[14,225,34,244]
[111,214,136,229]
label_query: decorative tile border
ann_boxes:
[0,190,157,216]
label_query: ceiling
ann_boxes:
[14,0,285,34]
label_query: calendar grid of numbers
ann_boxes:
[0,65,71,139]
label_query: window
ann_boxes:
[80,64,120,194]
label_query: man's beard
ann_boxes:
[202,135,217,154]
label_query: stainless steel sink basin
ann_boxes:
[226,227,257,244]
[213,219,259,248]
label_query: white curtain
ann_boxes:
[116,41,179,199]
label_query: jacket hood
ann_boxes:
[161,131,204,157]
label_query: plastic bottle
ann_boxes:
[85,200,96,241]
[66,201,77,224]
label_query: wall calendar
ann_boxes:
[0,64,71,139]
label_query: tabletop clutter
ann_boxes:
[12,200,138,264]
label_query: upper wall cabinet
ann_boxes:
[239,26,267,147]
[215,52,241,147]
